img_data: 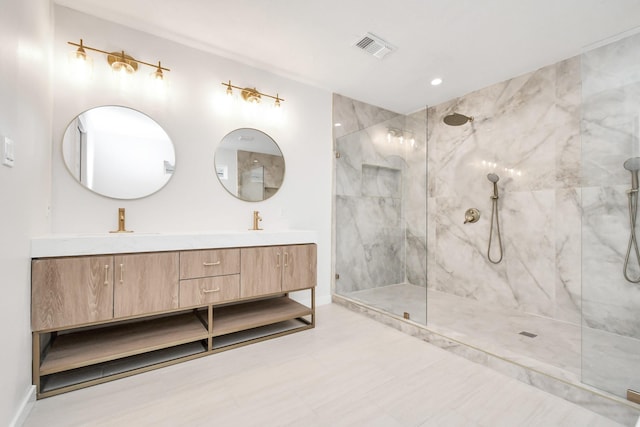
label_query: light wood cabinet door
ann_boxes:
[113,252,179,318]
[240,246,282,298]
[282,244,317,292]
[32,256,114,331]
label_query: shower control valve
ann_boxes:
[464,208,480,224]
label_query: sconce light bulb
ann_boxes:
[75,48,87,61]
[274,95,281,108]
[68,39,93,79]
[151,61,164,81]
[226,80,233,96]
[111,51,135,75]
[74,39,87,61]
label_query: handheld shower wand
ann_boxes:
[625,157,640,191]
[487,173,503,264]
[623,157,640,282]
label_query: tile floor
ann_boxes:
[346,284,581,382]
[24,303,624,426]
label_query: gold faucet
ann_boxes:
[110,207,133,233]
[251,210,263,231]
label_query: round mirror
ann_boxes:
[62,106,175,199]
[214,128,285,201]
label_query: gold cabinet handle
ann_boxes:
[104,265,109,285]
[203,261,221,266]
[284,252,289,268]
[119,263,124,284]
[202,288,220,294]
[276,252,281,268]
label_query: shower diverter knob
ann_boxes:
[464,208,480,224]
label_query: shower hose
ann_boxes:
[488,193,503,264]
[623,188,640,282]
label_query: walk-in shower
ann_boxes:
[333,30,640,423]
[334,103,428,324]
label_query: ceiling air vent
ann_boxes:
[354,33,394,59]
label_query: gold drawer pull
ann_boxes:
[202,288,221,294]
[119,263,124,284]
[203,261,221,266]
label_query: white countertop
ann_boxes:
[31,230,319,258]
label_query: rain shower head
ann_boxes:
[487,173,500,183]
[443,113,474,126]
[624,157,640,190]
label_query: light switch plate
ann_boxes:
[2,136,15,167]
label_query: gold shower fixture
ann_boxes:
[222,80,284,107]
[68,39,170,79]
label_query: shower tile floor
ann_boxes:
[344,283,581,382]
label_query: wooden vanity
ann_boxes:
[30,232,317,399]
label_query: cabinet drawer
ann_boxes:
[180,249,240,279]
[179,275,240,307]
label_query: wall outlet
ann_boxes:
[2,136,15,167]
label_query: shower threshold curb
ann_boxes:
[332,294,640,426]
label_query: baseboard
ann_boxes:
[9,385,36,427]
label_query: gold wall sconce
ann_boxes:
[68,39,170,80]
[221,80,284,107]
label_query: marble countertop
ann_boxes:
[31,230,319,258]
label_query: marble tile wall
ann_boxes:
[333,94,427,293]
[427,56,582,324]
[580,32,640,397]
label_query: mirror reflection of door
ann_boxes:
[63,117,89,186]
[62,106,176,200]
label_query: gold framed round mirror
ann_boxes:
[214,128,285,202]
[61,106,176,199]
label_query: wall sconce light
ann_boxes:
[68,39,170,80]
[222,80,284,108]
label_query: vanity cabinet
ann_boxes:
[32,256,114,331]
[31,243,316,399]
[113,252,179,317]
[282,244,317,292]
[32,252,179,330]
[179,248,241,307]
[240,244,317,298]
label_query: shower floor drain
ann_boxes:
[519,331,538,338]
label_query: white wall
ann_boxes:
[0,1,52,425]
[51,7,333,302]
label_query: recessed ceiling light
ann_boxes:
[334,123,342,127]
[431,78,443,86]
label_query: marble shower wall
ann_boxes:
[427,56,582,324]
[580,32,640,396]
[333,94,427,293]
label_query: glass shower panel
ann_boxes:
[334,111,427,324]
[581,32,640,401]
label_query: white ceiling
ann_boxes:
[55,0,640,114]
